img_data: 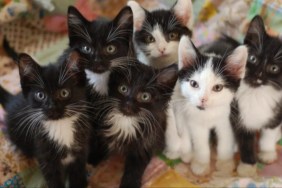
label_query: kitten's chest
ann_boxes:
[85,69,110,96]
[236,82,282,130]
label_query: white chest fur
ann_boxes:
[85,69,110,95]
[236,81,282,130]
[43,116,78,148]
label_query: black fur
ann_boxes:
[88,62,178,188]
[1,50,91,188]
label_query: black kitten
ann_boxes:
[0,51,91,188]
[89,62,178,188]
[67,6,134,97]
[215,16,282,177]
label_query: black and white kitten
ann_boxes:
[230,16,282,177]
[0,51,90,188]
[89,62,178,188]
[67,6,134,97]
[128,0,193,69]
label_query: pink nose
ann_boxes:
[201,98,207,103]
[159,47,166,54]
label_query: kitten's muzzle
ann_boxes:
[91,61,110,73]
[120,101,137,116]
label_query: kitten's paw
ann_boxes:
[163,149,181,160]
[180,152,192,163]
[258,151,277,164]
[214,159,235,177]
[190,160,210,176]
[237,162,257,177]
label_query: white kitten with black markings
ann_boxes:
[128,0,193,69]
[166,36,248,176]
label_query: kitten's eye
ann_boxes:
[190,80,199,88]
[138,92,152,103]
[34,91,46,102]
[267,64,280,74]
[249,55,257,64]
[60,89,71,99]
[168,32,179,40]
[81,45,92,54]
[118,85,128,95]
[105,45,117,55]
[145,35,155,43]
[213,84,224,92]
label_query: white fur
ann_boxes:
[135,25,179,69]
[173,0,194,29]
[236,81,282,131]
[61,154,75,165]
[127,1,146,32]
[85,69,110,95]
[43,116,78,148]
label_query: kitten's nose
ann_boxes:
[201,98,207,103]
[158,47,166,54]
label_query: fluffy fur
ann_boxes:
[0,51,91,188]
[128,0,193,69]
[88,61,178,188]
[165,36,248,176]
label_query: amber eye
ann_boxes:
[118,85,128,95]
[168,32,179,40]
[138,92,152,102]
[34,91,46,102]
[60,89,71,99]
[190,80,199,88]
[81,45,92,54]
[145,35,155,43]
[106,44,117,54]
[267,64,280,74]
[249,55,257,64]
[213,84,223,92]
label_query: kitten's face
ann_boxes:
[128,0,192,68]
[243,16,282,89]
[19,51,86,120]
[68,6,133,74]
[178,36,248,110]
[108,62,178,117]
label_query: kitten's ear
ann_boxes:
[113,6,133,30]
[225,45,248,79]
[68,6,88,26]
[178,36,198,70]
[157,64,178,88]
[244,15,266,46]
[172,0,193,28]
[127,1,146,31]
[18,53,41,82]
[65,50,82,72]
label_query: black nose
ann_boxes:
[45,108,64,120]
[120,102,135,116]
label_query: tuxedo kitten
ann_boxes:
[0,51,90,188]
[231,16,282,177]
[128,0,193,69]
[67,6,134,97]
[166,36,247,176]
[89,62,178,188]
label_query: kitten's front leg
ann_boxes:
[120,152,151,188]
[68,156,88,188]
[236,128,257,177]
[180,125,192,163]
[258,126,281,164]
[190,126,210,176]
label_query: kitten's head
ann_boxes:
[67,6,134,74]
[128,0,193,68]
[178,36,248,110]
[243,15,282,89]
[18,50,87,120]
[107,62,178,117]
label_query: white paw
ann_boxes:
[190,160,210,176]
[214,159,235,177]
[180,152,192,163]
[163,149,181,160]
[258,151,277,164]
[237,162,257,177]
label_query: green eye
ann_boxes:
[81,45,92,54]
[118,85,128,95]
[168,32,179,40]
[34,91,46,101]
[106,44,117,54]
[249,55,257,64]
[145,35,155,43]
[213,84,223,92]
[267,64,280,74]
[60,89,71,99]
[138,92,152,102]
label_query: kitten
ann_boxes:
[67,6,134,97]
[128,0,193,69]
[166,36,247,176]
[0,51,91,188]
[230,16,282,177]
[89,61,178,188]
